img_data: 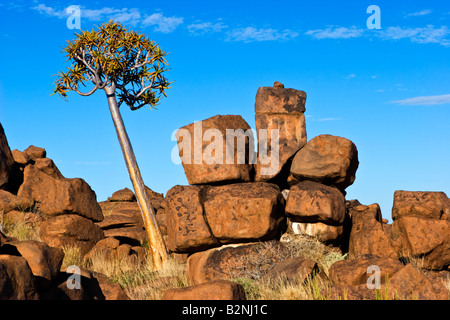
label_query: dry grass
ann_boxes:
[0,213,40,241]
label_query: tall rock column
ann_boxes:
[254,82,307,186]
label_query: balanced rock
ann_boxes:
[254,83,307,182]
[285,180,346,225]
[18,165,103,222]
[175,114,253,185]
[290,134,358,191]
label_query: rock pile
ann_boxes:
[163,82,449,300]
[0,123,129,299]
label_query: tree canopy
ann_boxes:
[52,20,171,110]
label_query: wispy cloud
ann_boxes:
[379,25,450,46]
[188,21,228,35]
[405,9,433,17]
[226,27,299,42]
[31,4,181,32]
[390,94,450,106]
[305,26,364,39]
[142,13,183,33]
[345,74,356,79]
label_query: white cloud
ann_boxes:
[142,13,183,33]
[345,74,356,79]
[188,21,228,35]
[390,94,450,106]
[405,9,433,17]
[226,27,298,42]
[32,3,67,18]
[305,26,364,39]
[380,25,450,46]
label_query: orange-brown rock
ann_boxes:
[187,242,288,285]
[18,165,103,222]
[392,190,449,220]
[263,257,318,284]
[163,280,246,300]
[204,182,285,243]
[1,240,64,289]
[285,181,346,224]
[386,264,448,300]
[175,114,253,185]
[0,189,34,213]
[34,158,64,179]
[391,216,450,270]
[254,84,307,182]
[348,203,398,259]
[108,187,136,202]
[23,145,46,160]
[0,123,15,191]
[0,255,39,300]
[166,185,219,253]
[290,134,359,191]
[39,214,104,255]
[290,221,344,243]
[328,255,404,287]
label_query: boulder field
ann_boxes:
[0,82,448,300]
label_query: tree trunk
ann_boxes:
[104,86,168,271]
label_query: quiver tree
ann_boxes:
[52,20,170,270]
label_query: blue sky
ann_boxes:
[0,0,449,222]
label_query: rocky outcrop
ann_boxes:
[0,124,16,191]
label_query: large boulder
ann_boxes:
[391,216,450,270]
[165,183,285,253]
[285,181,346,225]
[392,190,449,220]
[39,214,104,255]
[0,189,34,213]
[203,182,285,243]
[348,203,398,259]
[0,240,64,289]
[290,134,359,191]
[163,280,246,300]
[0,123,15,191]
[175,114,253,185]
[254,83,307,182]
[18,165,103,222]
[187,242,288,285]
[166,185,219,253]
[0,255,39,300]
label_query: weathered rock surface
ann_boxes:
[285,180,345,224]
[290,221,344,243]
[254,82,307,182]
[391,216,450,270]
[392,190,449,220]
[290,134,358,191]
[0,255,39,300]
[18,165,103,222]
[0,123,15,191]
[348,203,398,259]
[204,182,285,243]
[163,280,246,300]
[263,257,318,284]
[39,214,104,255]
[187,242,288,285]
[166,185,219,253]
[176,114,253,185]
[0,189,34,213]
